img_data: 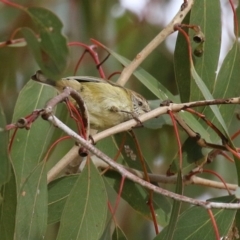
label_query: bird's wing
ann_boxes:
[63,76,107,83]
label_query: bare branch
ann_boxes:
[94,96,240,142]
[45,113,240,209]
[117,0,194,86]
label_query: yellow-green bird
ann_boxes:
[31,70,150,130]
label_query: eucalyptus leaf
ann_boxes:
[57,160,108,240]
[15,162,48,240]
[24,7,69,79]
[165,171,183,240]
[10,80,56,191]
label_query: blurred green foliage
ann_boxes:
[1,0,240,239]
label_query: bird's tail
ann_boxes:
[31,70,56,87]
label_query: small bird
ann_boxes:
[31,70,150,130]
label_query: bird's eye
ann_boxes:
[138,101,143,106]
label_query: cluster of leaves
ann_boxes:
[1,0,240,239]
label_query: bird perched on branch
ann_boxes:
[31,70,150,130]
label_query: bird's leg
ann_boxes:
[109,106,143,127]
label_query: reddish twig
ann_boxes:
[43,135,71,162]
[202,169,232,195]
[228,0,238,37]
[68,42,106,78]
[169,111,182,169]
[112,176,126,215]
[207,209,220,240]
[129,130,159,234]
[0,0,25,10]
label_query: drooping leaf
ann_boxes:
[174,12,191,103]
[114,131,152,171]
[165,171,183,240]
[10,80,56,191]
[211,42,240,130]
[22,7,68,79]
[174,0,221,103]
[57,160,108,240]
[99,45,178,102]
[189,0,221,100]
[191,66,229,137]
[15,162,48,240]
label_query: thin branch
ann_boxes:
[10,88,239,205]
[45,114,240,209]
[93,96,240,143]
[117,0,194,86]
[44,93,240,183]
[47,151,238,191]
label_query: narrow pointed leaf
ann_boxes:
[10,80,56,191]
[165,171,183,240]
[101,46,177,101]
[189,0,221,100]
[191,66,228,137]
[174,13,191,102]
[57,160,108,240]
[23,7,68,79]
[212,42,240,128]
[15,162,48,240]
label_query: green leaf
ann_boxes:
[15,162,48,240]
[57,160,108,240]
[0,172,17,240]
[0,104,10,186]
[237,4,240,37]
[23,7,68,79]
[177,111,211,142]
[174,12,191,102]
[189,0,221,100]
[102,46,178,102]
[48,175,78,224]
[102,45,213,144]
[155,195,236,240]
[182,137,204,164]
[235,210,240,237]
[105,132,171,226]
[114,132,152,171]
[45,104,78,171]
[174,0,221,103]
[212,42,240,128]
[191,66,229,137]
[165,171,183,240]
[10,80,56,191]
